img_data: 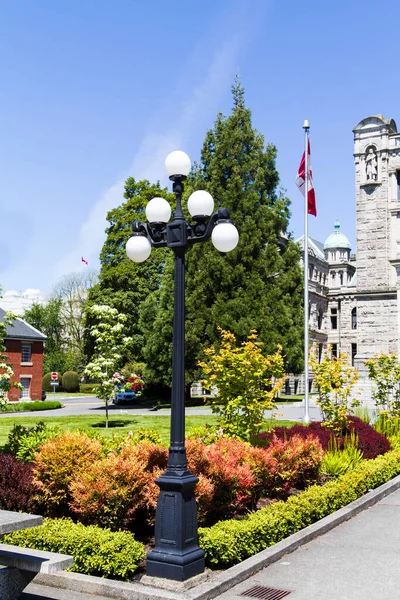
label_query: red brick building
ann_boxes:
[1,308,46,401]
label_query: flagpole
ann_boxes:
[303,120,310,424]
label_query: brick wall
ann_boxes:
[5,339,44,401]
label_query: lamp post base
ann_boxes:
[146,468,205,581]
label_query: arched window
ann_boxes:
[351,307,357,329]
[317,308,323,330]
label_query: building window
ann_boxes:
[318,343,323,364]
[339,272,343,285]
[330,308,338,330]
[20,378,31,399]
[331,343,338,358]
[351,307,357,329]
[397,171,400,201]
[317,309,323,330]
[21,343,32,363]
[351,343,357,366]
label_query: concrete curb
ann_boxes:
[34,473,400,600]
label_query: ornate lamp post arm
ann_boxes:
[126,151,239,582]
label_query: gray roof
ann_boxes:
[0,308,46,341]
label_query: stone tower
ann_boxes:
[353,115,400,359]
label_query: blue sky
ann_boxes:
[1,0,400,298]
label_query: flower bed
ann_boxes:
[198,447,400,567]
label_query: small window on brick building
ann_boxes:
[330,308,338,330]
[21,343,32,363]
[317,309,323,329]
[331,343,338,358]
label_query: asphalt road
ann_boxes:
[0,396,323,420]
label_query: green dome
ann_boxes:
[324,221,351,250]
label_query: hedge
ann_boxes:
[3,518,145,579]
[2,401,62,412]
[79,383,100,393]
[198,448,400,567]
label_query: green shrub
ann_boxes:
[42,373,62,392]
[4,421,61,463]
[2,401,62,412]
[79,383,100,393]
[3,518,145,579]
[198,448,400,567]
[61,371,80,393]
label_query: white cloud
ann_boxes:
[55,11,247,278]
[0,288,45,315]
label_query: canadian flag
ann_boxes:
[81,257,88,265]
[296,140,317,216]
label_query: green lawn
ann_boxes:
[0,414,297,448]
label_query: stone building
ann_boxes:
[298,115,400,404]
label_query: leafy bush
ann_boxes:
[186,437,265,523]
[69,440,167,530]
[79,383,100,393]
[61,371,80,393]
[258,418,390,460]
[187,424,227,445]
[0,454,43,513]
[1,401,63,412]
[4,421,61,463]
[130,427,162,445]
[199,329,286,443]
[263,434,324,497]
[347,416,391,459]
[309,348,360,434]
[320,435,363,477]
[198,447,400,567]
[33,431,103,515]
[389,433,400,449]
[3,518,145,579]
[366,353,400,417]
[42,372,62,392]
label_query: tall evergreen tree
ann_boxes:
[84,179,174,362]
[142,79,304,388]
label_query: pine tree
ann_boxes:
[142,79,304,388]
[84,178,174,362]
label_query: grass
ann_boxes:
[0,414,298,449]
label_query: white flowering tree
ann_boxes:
[0,310,23,408]
[84,305,132,428]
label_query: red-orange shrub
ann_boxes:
[69,452,155,530]
[186,437,271,523]
[69,440,168,530]
[33,431,103,516]
[263,434,324,498]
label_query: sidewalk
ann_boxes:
[215,487,400,600]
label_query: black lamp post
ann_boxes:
[126,150,239,582]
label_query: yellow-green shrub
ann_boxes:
[3,518,145,579]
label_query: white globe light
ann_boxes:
[165,150,191,177]
[211,222,239,253]
[145,197,171,223]
[187,190,214,217]
[126,235,152,263]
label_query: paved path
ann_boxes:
[22,487,400,600]
[215,487,400,600]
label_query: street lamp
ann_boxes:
[126,150,239,581]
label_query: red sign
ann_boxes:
[51,372,58,381]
